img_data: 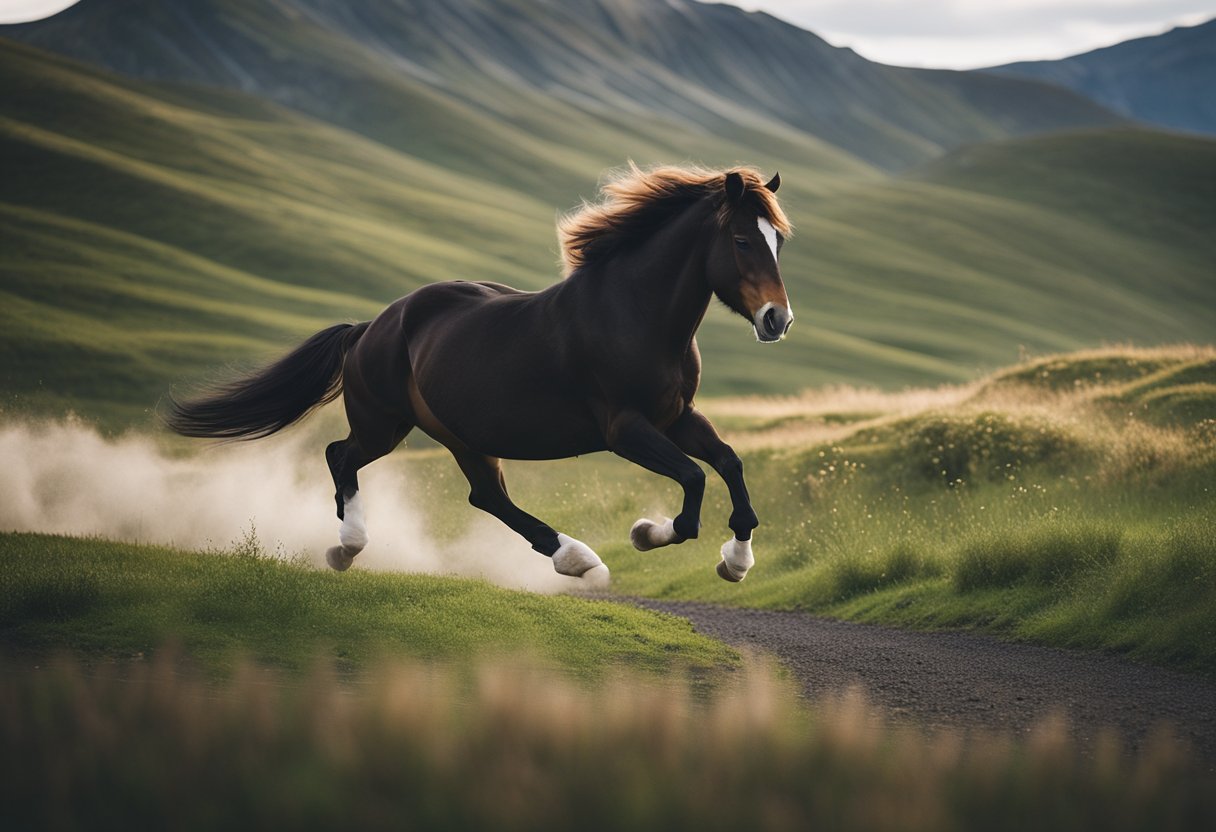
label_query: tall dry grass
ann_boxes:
[2,651,1212,831]
[705,345,1216,467]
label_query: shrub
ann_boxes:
[892,411,1085,486]
[829,544,934,601]
[954,525,1122,592]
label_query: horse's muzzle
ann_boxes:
[753,302,793,343]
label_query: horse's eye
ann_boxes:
[734,237,750,251]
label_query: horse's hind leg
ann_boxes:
[324,414,413,571]
[449,447,610,588]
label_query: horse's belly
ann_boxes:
[414,375,604,459]
[467,411,607,460]
[406,339,604,459]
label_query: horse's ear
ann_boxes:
[765,171,781,193]
[724,171,745,205]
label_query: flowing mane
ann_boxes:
[556,164,792,276]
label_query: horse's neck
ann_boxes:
[594,203,714,354]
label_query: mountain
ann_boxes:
[4,0,1122,174]
[988,18,1216,135]
[2,36,1212,426]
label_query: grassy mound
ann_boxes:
[0,532,734,678]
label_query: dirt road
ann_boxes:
[630,599,1216,763]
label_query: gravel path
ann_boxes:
[629,599,1216,763]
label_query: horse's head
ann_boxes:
[706,171,793,343]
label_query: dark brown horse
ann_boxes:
[168,165,793,587]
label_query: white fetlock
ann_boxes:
[630,517,680,551]
[717,536,755,583]
[553,533,611,589]
[326,545,357,572]
[328,492,367,571]
[338,492,368,552]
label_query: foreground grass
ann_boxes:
[419,346,1216,675]
[3,651,1212,832]
[0,532,734,678]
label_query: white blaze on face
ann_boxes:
[757,216,779,262]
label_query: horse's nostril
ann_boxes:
[783,317,793,335]
[763,307,779,335]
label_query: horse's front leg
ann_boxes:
[664,407,757,582]
[602,410,706,547]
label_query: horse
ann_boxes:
[167,164,794,588]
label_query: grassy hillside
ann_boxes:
[2,40,1212,423]
[764,129,1216,389]
[0,531,735,677]
[3,0,1121,173]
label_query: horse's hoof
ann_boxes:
[326,545,356,572]
[630,517,678,551]
[716,559,743,582]
[581,563,611,590]
[717,537,754,582]
[553,533,606,579]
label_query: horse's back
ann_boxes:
[395,280,543,359]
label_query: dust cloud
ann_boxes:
[0,418,579,593]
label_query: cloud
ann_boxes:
[0,0,81,25]
[738,0,1214,67]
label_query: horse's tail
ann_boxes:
[165,322,370,440]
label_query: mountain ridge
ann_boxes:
[987,17,1216,135]
[4,0,1124,173]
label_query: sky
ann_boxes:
[737,0,1215,68]
[0,0,1213,68]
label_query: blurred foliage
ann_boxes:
[2,651,1213,831]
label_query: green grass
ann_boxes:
[0,531,736,678]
